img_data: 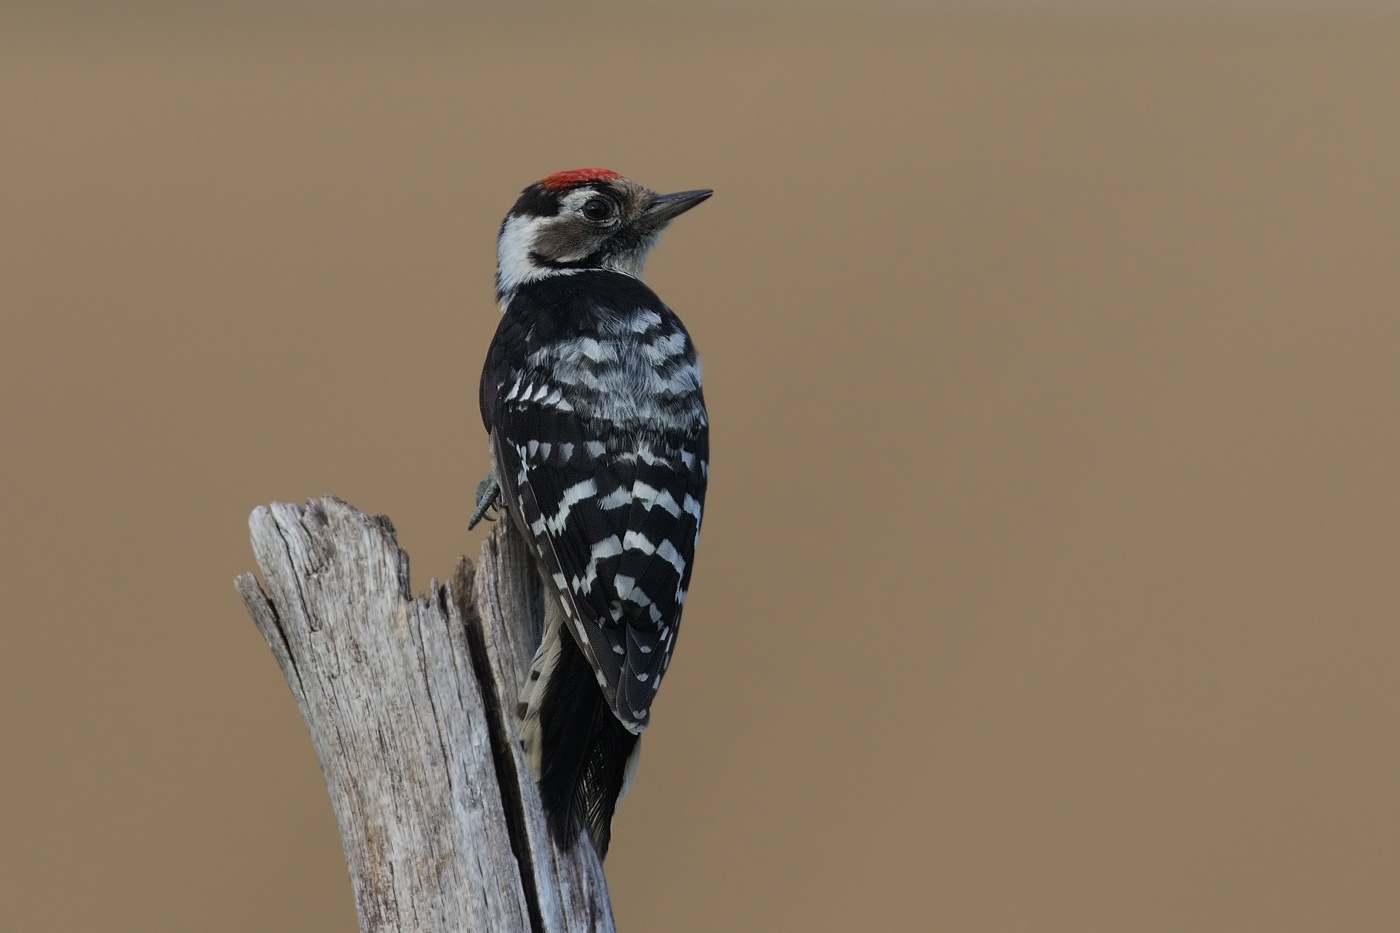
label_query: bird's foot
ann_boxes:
[469,472,500,529]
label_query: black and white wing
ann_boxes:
[482,274,708,732]
[491,410,707,731]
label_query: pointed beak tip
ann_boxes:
[646,188,714,223]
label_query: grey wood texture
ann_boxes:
[235,496,614,933]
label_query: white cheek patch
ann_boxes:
[497,213,549,297]
[498,210,600,297]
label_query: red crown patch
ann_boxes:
[538,168,623,190]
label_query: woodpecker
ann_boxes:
[473,168,710,857]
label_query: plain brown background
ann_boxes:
[4,4,1399,931]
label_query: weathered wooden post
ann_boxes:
[235,496,614,932]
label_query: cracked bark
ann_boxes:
[235,496,614,933]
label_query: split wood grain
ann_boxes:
[235,496,614,933]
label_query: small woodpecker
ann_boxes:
[473,168,710,857]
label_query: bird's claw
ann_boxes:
[469,472,500,529]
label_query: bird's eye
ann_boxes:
[581,198,614,222]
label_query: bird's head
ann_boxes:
[495,168,712,301]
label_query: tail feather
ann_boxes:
[536,630,639,857]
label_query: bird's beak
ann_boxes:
[643,189,713,226]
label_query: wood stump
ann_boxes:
[235,496,615,933]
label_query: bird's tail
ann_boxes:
[518,600,639,858]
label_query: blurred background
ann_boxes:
[3,3,1399,931]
